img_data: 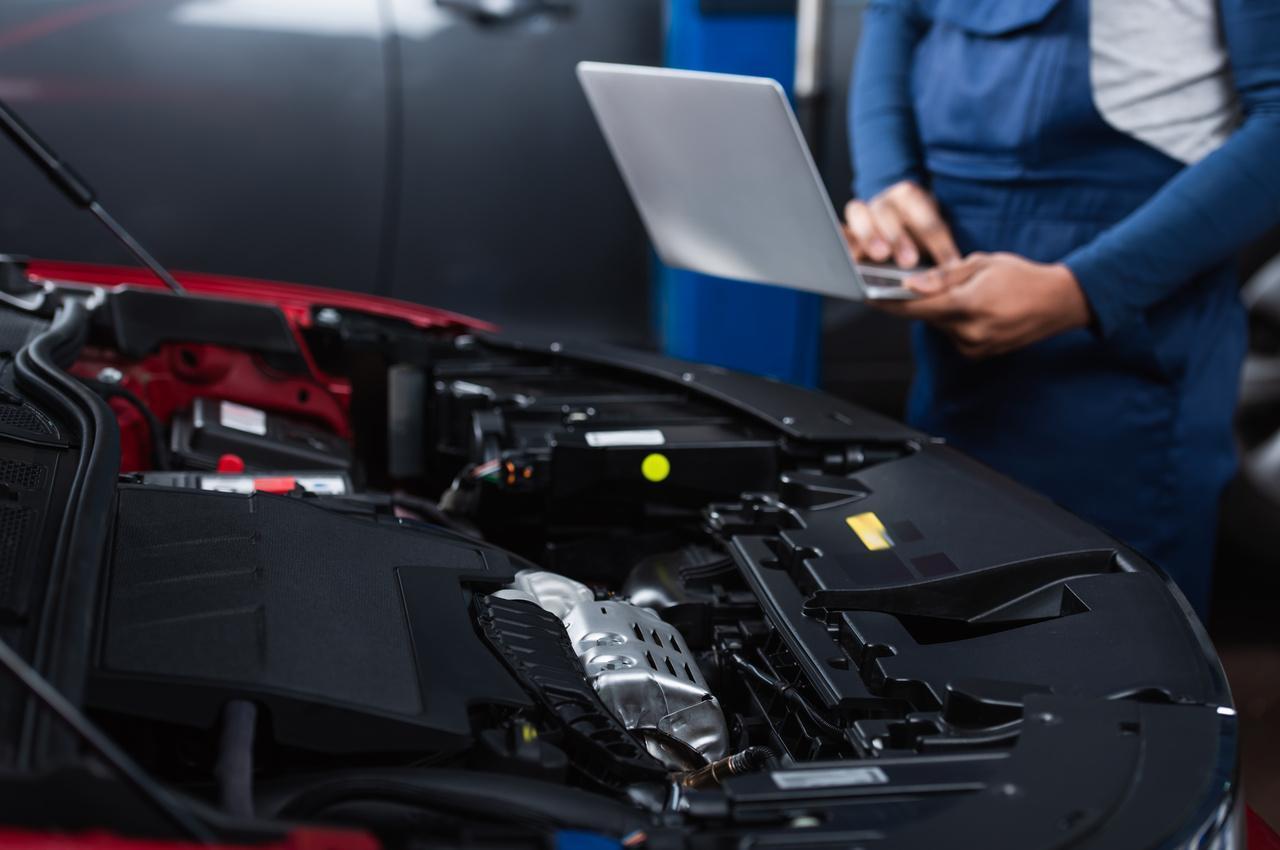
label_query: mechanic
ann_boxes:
[842,0,1280,616]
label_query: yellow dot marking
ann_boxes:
[846,512,893,551]
[641,453,671,483]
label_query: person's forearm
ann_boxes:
[850,1,926,200]
[1063,0,1280,338]
[1064,111,1280,337]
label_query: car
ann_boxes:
[0,19,1247,847]
[0,251,1240,849]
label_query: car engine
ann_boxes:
[500,570,729,768]
[0,273,1239,849]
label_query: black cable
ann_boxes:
[678,745,778,789]
[79,378,170,470]
[268,769,648,835]
[729,652,845,739]
[0,635,215,843]
[389,491,476,534]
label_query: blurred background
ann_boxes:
[0,0,914,401]
[0,0,1276,825]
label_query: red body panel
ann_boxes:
[41,259,488,471]
[26,259,495,333]
[73,343,354,472]
[1252,809,1280,850]
[0,828,379,850]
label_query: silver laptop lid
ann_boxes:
[577,61,874,301]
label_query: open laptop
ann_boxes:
[577,61,918,301]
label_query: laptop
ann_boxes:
[576,61,918,301]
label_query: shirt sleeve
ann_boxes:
[850,0,927,200]
[1063,0,1280,339]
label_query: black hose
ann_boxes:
[215,700,257,818]
[262,769,649,836]
[729,652,845,739]
[738,745,779,771]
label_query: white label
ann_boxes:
[198,475,348,495]
[294,475,348,495]
[771,767,890,790]
[220,401,267,436]
[585,429,665,448]
[199,476,256,494]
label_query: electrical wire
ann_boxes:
[389,491,479,534]
[79,378,170,470]
[0,635,215,843]
[728,652,845,739]
[471,459,502,480]
[678,746,777,789]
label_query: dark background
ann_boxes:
[0,0,660,347]
[0,0,1274,418]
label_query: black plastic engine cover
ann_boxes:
[713,442,1229,754]
[89,485,531,754]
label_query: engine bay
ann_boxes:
[0,275,1239,848]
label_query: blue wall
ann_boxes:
[660,0,823,387]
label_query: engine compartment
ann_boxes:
[0,279,1239,848]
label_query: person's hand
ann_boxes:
[843,181,961,268]
[874,253,1091,358]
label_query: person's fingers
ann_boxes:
[892,184,961,264]
[844,200,892,262]
[905,253,989,295]
[944,319,991,359]
[869,289,965,322]
[868,197,918,268]
[842,200,861,251]
[842,224,866,261]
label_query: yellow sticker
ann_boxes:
[641,453,671,483]
[846,512,893,551]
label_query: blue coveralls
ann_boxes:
[852,0,1280,615]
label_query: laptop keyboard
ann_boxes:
[856,263,919,290]
[861,270,912,289]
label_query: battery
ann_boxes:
[140,470,352,496]
[169,398,351,471]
